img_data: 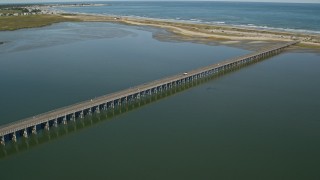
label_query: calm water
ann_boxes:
[57,1,320,34]
[0,22,320,179]
[0,22,248,124]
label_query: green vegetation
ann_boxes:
[0,15,80,31]
[0,7,30,15]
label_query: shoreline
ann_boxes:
[64,14,320,49]
[1,13,320,49]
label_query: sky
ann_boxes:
[1,0,320,4]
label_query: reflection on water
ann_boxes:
[1,21,319,179]
[0,78,199,159]
[0,72,207,159]
[0,56,271,159]
[0,22,250,126]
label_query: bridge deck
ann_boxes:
[0,41,298,138]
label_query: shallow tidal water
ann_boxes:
[0,22,319,179]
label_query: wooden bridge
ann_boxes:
[0,41,299,145]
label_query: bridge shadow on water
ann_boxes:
[0,53,279,160]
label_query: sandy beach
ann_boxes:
[62,14,320,49]
[1,12,319,49]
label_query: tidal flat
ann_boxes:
[1,14,320,49]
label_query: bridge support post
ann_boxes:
[1,136,5,146]
[63,116,67,125]
[23,129,28,138]
[0,42,296,143]
[62,118,67,125]
[71,113,76,121]
[80,111,84,118]
[45,122,50,131]
[32,126,37,134]
[96,107,100,113]
[54,119,58,127]
[111,101,115,108]
[12,132,17,142]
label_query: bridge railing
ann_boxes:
[0,41,299,134]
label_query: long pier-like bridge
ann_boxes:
[0,41,298,145]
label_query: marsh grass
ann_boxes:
[0,15,80,31]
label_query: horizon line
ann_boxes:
[1,0,320,5]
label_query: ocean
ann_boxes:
[57,1,320,34]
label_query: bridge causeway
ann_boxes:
[0,41,298,146]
